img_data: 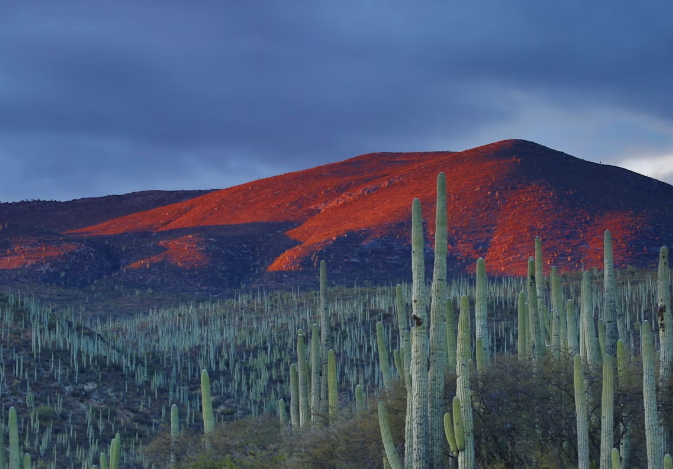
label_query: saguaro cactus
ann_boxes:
[604,231,620,355]
[319,260,331,415]
[201,370,214,435]
[310,323,321,422]
[9,407,19,469]
[574,356,589,469]
[446,298,457,370]
[582,271,601,367]
[289,363,299,429]
[517,291,528,359]
[377,321,393,391]
[171,404,179,466]
[567,299,579,355]
[527,258,542,358]
[642,321,664,469]
[601,354,614,469]
[410,197,429,469]
[428,173,448,469]
[456,296,475,469]
[297,330,310,427]
[475,257,488,370]
[328,349,338,417]
[658,248,672,398]
[379,401,404,469]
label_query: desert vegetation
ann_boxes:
[0,172,672,468]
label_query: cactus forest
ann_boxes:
[1,173,673,469]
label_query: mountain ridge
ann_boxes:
[0,139,671,307]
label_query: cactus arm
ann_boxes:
[378,401,404,469]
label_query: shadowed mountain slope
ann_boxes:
[1,139,672,299]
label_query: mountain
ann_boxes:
[1,139,672,304]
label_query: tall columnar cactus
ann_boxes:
[297,330,310,427]
[456,295,475,469]
[100,452,109,469]
[665,454,673,469]
[642,321,664,469]
[550,266,561,358]
[379,401,404,469]
[201,369,214,436]
[527,258,542,358]
[534,236,546,329]
[567,299,579,355]
[617,339,631,469]
[475,257,489,370]
[9,407,19,469]
[319,260,331,414]
[410,197,429,469]
[604,230,620,355]
[396,284,411,374]
[327,349,337,418]
[658,247,672,397]
[612,448,622,469]
[377,321,393,391]
[574,355,589,469]
[517,291,528,359]
[110,433,121,469]
[428,172,448,469]
[171,404,179,467]
[601,354,614,469]
[310,323,321,422]
[582,271,601,367]
[446,298,457,371]
[0,410,6,469]
[404,372,413,469]
[355,384,365,413]
[21,455,28,469]
[289,363,299,429]
[278,399,288,427]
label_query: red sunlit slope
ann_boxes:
[68,139,673,277]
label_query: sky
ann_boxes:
[1,0,672,202]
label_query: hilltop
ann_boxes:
[0,139,671,310]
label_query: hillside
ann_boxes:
[0,139,672,306]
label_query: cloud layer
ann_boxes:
[1,0,671,201]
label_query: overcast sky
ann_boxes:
[1,0,671,202]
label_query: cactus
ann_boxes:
[581,271,601,367]
[328,349,337,418]
[446,298,457,371]
[475,257,488,369]
[574,355,589,469]
[9,407,19,469]
[456,295,474,469]
[598,320,606,357]
[379,401,404,469]
[642,321,664,469]
[617,339,631,469]
[310,323,321,422]
[443,412,458,453]
[297,330,310,427]
[567,299,579,355]
[289,363,299,429]
[355,384,365,413]
[601,354,614,469]
[100,453,109,469]
[278,399,288,427]
[534,236,544,305]
[171,404,179,466]
[612,448,622,469]
[665,454,673,469]
[110,433,121,469]
[201,369,214,436]
[428,174,448,469]
[404,372,413,469]
[527,258,542,358]
[21,455,28,469]
[517,291,528,359]
[658,247,672,456]
[604,230,619,355]
[394,349,404,380]
[410,197,429,469]
[0,410,5,469]
[319,260,331,415]
[377,321,393,391]
[550,267,561,358]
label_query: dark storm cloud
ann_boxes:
[0,0,671,200]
